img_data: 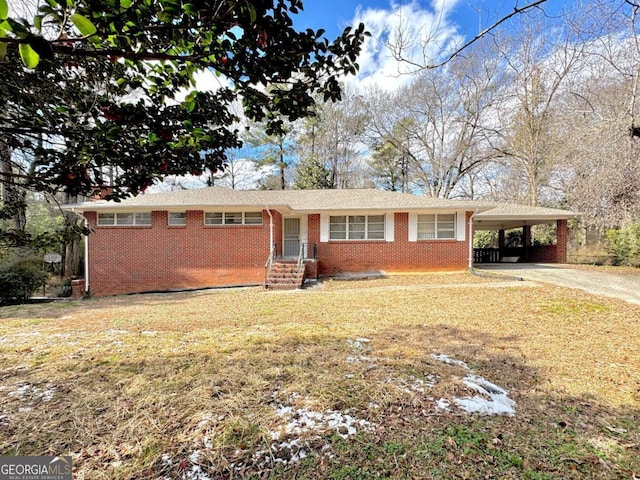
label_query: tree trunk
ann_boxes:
[0,140,27,232]
[62,193,82,278]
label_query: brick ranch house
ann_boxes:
[62,187,576,296]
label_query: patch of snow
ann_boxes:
[347,338,372,352]
[188,450,200,464]
[436,399,451,411]
[346,355,374,363]
[7,383,55,406]
[141,330,157,336]
[41,388,55,402]
[430,354,469,369]
[430,354,516,416]
[185,450,211,480]
[186,465,210,480]
[161,454,172,466]
[273,405,374,440]
[8,384,33,397]
[453,374,516,416]
[105,329,129,335]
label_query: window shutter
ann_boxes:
[385,213,394,242]
[456,211,466,241]
[408,213,418,242]
[320,214,329,242]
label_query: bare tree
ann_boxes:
[488,20,585,206]
[386,0,549,71]
[296,88,368,189]
[361,42,501,198]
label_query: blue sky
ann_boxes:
[287,0,575,89]
[294,0,527,39]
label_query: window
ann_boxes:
[204,212,223,225]
[204,212,263,226]
[244,212,263,224]
[97,212,151,226]
[329,215,385,240]
[168,212,187,226]
[417,213,455,239]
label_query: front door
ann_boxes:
[283,218,301,258]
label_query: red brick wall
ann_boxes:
[310,212,470,276]
[529,245,558,263]
[84,210,273,296]
[556,219,568,263]
[83,209,474,296]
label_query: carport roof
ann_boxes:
[474,204,578,231]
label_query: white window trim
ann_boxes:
[203,211,263,226]
[321,212,394,242]
[328,214,386,241]
[97,212,152,226]
[416,213,456,240]
[410,211,466,241]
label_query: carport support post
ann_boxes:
[498,229,505,254]
[523,225,532,262]
[557,220,568,263]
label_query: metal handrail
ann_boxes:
[265,242,277,269]
[296,243,305,272]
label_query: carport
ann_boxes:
[473,204,578,264]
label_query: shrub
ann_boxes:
[57,277,73,298]
[0,255,49,304]
[605,222,640,267]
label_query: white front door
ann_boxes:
[283,218,301,257]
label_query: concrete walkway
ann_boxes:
[475,264,640,305]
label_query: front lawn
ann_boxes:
[0,273,638,479]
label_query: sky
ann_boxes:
[288,0,575,89]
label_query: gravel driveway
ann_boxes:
[475,263,640,305]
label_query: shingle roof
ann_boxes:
[62,187,578,227]
[63,187,495,212]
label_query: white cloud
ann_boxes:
[348,0,464,90]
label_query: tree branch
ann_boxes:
[392,0,549,71]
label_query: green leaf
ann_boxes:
[0,0,7,21]
[0,32,6,60]
[70,13,97,36]
[246,4,256,23]
[182,3,196,15]
[19,43,40,68]
[120,0,132,8]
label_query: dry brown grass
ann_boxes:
[0,271,638,478]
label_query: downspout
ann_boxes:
[83,215,89,296]
[265,206,274,256]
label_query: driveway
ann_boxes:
[475,263,640,305]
